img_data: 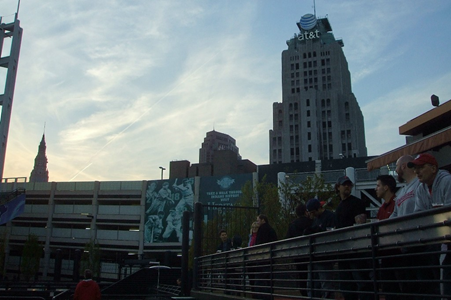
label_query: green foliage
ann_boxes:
[196,174,336,257]
[21,234,42,281]
[80,240,101,279]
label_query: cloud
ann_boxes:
[363,71,451,156]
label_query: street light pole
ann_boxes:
[159,166,166,180]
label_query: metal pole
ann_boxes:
[181,211,190,296]
[193,202,203,290]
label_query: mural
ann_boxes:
[144,178,194,244]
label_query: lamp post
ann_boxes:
[159,166,166,180]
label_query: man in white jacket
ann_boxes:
[408,153,451,211]
[408,152,451,298]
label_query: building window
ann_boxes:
[308,132,311,140]
[307,110,310,117]
[308,144,312,152]
[294,103,298,110]
[307,121,311,128]
[306,99,310,106]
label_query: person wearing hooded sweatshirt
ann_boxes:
[74,269,101,300]
[409,153,451,298]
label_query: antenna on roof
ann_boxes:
[313,0,316,17]
[15,0,20,21]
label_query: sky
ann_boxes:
[1,0,451,182]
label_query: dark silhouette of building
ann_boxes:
[170,131,256,178]
[29,134,49,182]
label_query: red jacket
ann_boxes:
[74,279,101,300]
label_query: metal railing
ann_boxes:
[193,205,451,299]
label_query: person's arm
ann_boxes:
[414,186,427,212]
[73,284,80,300]
[95,282,101,300]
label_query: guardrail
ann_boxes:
[192,205,451,299]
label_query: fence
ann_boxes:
[192,205,451,300]
[199,204,260,256]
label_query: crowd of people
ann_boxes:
[214,152,451,300]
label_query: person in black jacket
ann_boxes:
[334,176,371,300]
[216,229,232,252]
[254,215,277,300]
[304,198,336,299]
[286,203,312,238]
[255,214,277,245]
[286,204,312,296]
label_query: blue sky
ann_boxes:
[1,0,451,182]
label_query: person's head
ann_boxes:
[335,176,354,200]
[232,235,242,248]
[219,229,228,242]
[375,175,397,200]
[250,221,259,234]
[396,155,415,183]
[148,182,157,191]
[163,182,169,188]
[177,278,181,286]
[183,178,189,186]
[257,214,268,226]
[84,269,93,279]
[305,198,323,218]
[295,203,307,217]
[407,153,438,186]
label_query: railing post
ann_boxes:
[370,222,379,300]
[181,210,190,296]
[308,235,314,298]
[193,202,203,290]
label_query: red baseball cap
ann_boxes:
[407,153,438,168]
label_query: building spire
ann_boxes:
[29,134,49,182]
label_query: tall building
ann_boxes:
[170,130,255,178]
[29,134,49,182]
[269,13,367,164]
[199,130,241,164]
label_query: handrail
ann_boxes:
[193,205,451,299]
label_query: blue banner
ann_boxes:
[0,193,26,225]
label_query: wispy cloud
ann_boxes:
[2,1,451,181]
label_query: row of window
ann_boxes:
[289,51,322,62]
[291,83,333,94]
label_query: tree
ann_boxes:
[21,234,42,281]
[80,240,101,280]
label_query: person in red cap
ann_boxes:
[408,152,451,297]
[408,153,451,211]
